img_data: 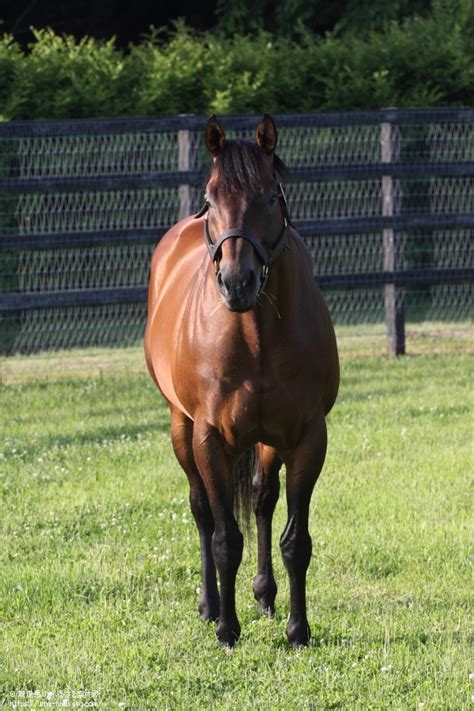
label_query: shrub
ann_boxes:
[0,0,472,121]
[0,35,23,120]
[2,28,132,120]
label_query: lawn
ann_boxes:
[0,338,472,709]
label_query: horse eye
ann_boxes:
[268,194,277,207]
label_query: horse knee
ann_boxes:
[280,515,312,572]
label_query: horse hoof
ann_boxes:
[216,620,241,648]
[257,599,276,617]
[287,619,310,648]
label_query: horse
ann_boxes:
[145,114,339,648]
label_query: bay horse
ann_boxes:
[145,114,339,647]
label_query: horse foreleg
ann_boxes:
[280,416,327,647]
[192,420,243,647]
[252,445,281,614]
[171,409,219,621]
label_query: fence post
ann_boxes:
[381,120,405,355]
[178,129,192,220]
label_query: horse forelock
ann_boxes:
[206,140,287,197]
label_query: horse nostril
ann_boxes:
[245,270,256,290]
[217,270,227,293]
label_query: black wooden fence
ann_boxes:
[0,108,473,355]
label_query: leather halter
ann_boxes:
[194,183,292,290]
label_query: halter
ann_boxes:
[194,183,292,291]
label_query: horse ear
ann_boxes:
[205,115,226,158]
[256,113,278,155]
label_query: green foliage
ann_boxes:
[0,0,472,120]
[0,35,23,120]
[126,24,212,115]
[18,28,136,120]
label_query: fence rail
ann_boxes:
[1,214,473,252]
[1,161,473,195]
[2,107,473,136]
[1,108,473,356]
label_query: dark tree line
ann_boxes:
[2,0,434,47]
[1,0,217,47]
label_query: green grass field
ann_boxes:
[0,338,472,709]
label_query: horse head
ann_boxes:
[198,114,289,313]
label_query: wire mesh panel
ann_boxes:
[16,133,179,178]
[4,302,147,354]
[0,109,473,356]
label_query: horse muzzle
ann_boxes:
[216,266,259,312]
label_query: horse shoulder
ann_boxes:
[145,216,205,419]
[148,217,203,306]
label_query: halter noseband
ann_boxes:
[195,183,292,290]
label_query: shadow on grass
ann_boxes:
[4,421,171,461]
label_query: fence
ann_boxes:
[0,108,473,357]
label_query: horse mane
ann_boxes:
[207,139,288,195]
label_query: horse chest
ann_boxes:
[190,346,317,449]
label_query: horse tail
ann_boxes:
[233,446,258,538]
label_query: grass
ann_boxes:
[0,332,472,709]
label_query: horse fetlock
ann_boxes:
[253,573,277,614]
[198,593,220,622]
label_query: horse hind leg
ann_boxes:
[280,415,328,647]
[170,408,220,622]
[252,445,281,615]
